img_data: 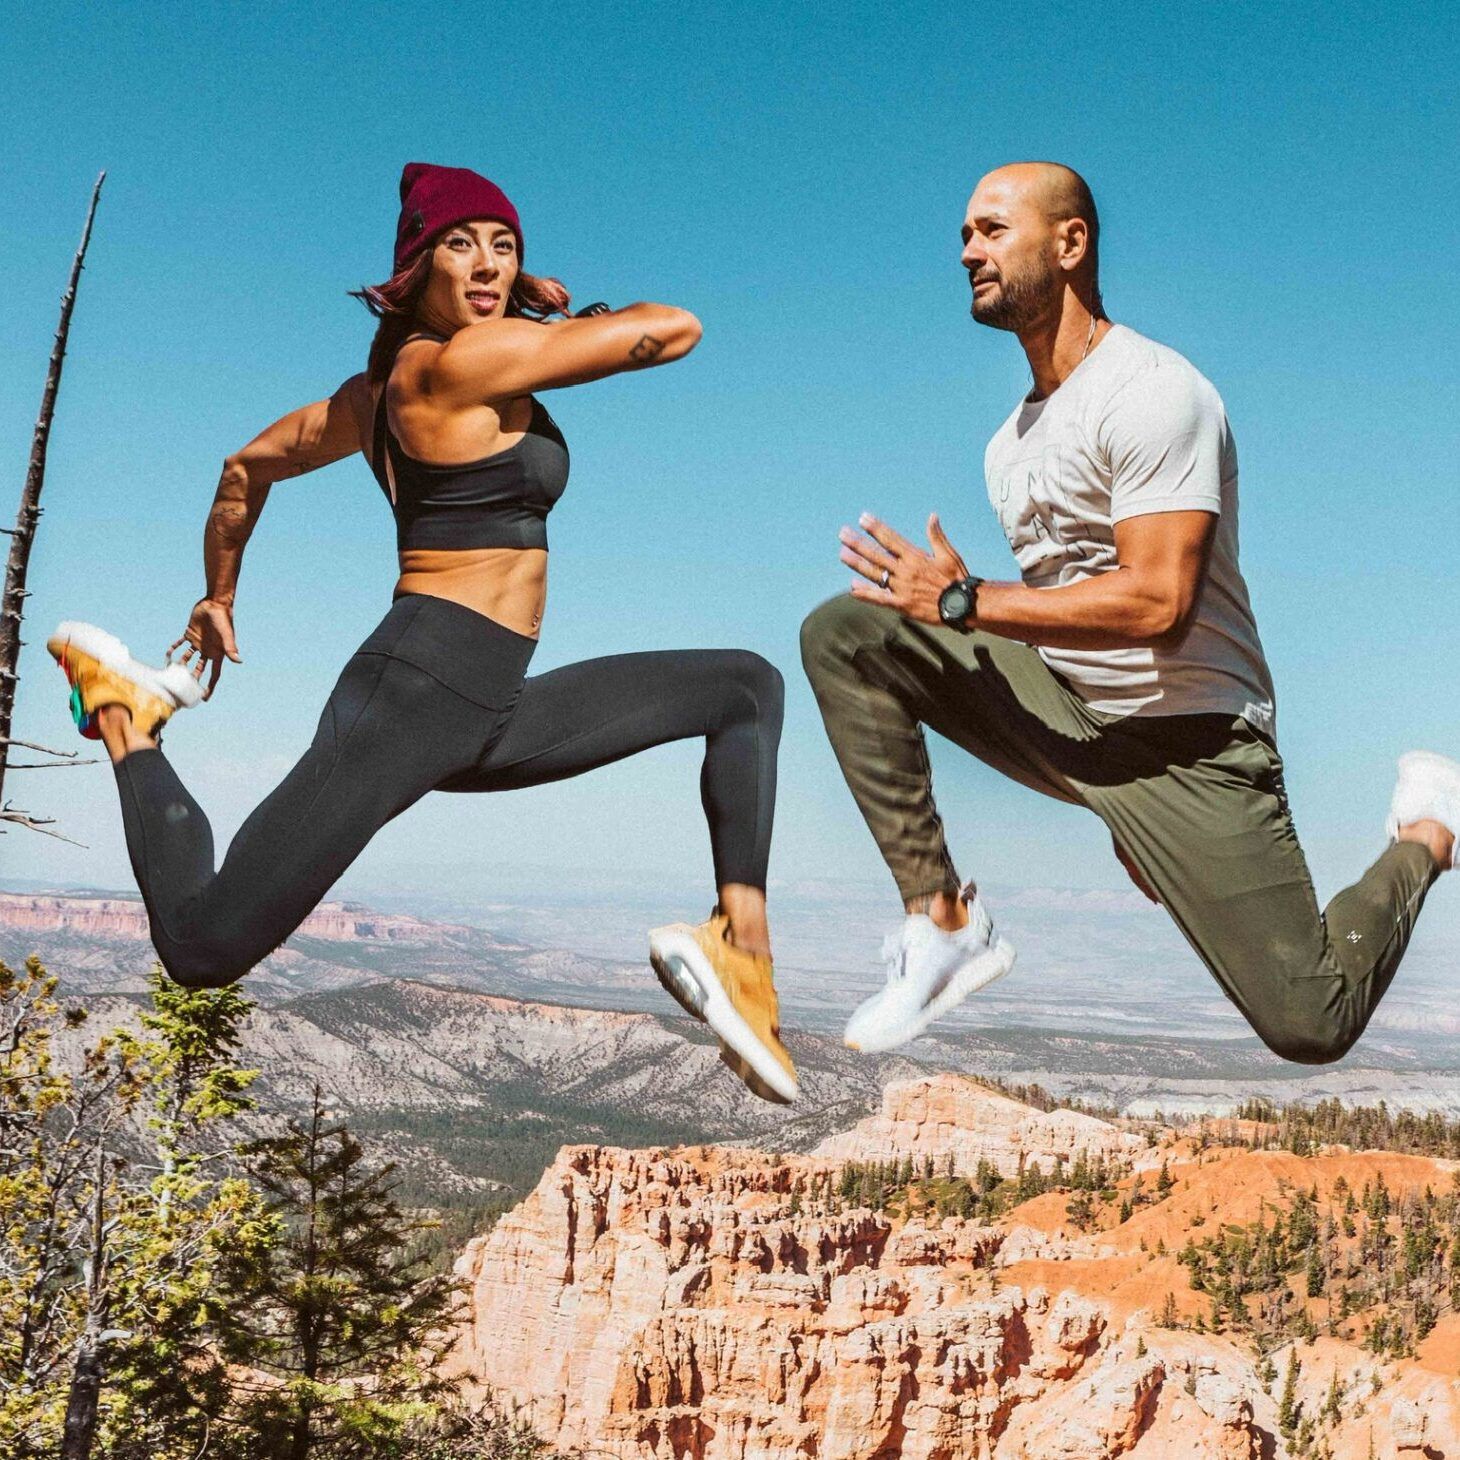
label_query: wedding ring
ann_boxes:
[879,568,891,590]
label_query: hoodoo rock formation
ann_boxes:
[449,1074,1460,1459]
[813,1074,1154,1177]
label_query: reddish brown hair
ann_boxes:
[352,241,571,383]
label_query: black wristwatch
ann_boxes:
[575,301,612,317]
[938,575,983,631]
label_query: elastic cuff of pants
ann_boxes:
[895,873,963,907]
[1388,836,1446,883]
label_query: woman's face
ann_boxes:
[419,220,521,330]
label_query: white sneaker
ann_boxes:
[1387,751,1460,869]
[844,884,1015,1053]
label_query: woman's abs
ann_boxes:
[394,547,548,638]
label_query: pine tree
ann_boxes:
[950,1179,976,1220]
[1278,1350,1302,1438]
[98,972,266,1460]
[215,1084,458,1460]
[0,957,148,1460]
[1156,1159,1174,1197]
[1,957,82,1454]
[1306,1243,1325,1298]
[1070,1149,1091,1191]
[392,1399,551,1459]
[1065,1191,1094,1233]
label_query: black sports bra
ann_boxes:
[369,387,570,552]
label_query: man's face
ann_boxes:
[960,172,1061,332]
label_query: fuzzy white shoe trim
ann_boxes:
[51,621,204,711]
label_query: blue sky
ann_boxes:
[3,1,1457,938]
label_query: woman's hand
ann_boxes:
[170,598,240,699]
[839,512,970,625]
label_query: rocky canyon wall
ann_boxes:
[449,1075,1460,1459]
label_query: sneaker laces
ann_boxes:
[879,930,911,987]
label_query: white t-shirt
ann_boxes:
[983,324,1276,734]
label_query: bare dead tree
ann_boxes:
[1,172,106,838]
[60,1144,114,1460]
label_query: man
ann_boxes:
[800,161,1457,1062]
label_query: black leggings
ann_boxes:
[115,594,783,988]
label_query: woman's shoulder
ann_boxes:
[332,371,375,449]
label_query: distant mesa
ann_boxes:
[0,889,470,944]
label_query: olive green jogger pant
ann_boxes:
[800,595,1439,1065]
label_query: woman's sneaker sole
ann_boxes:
[649,923,799,1103]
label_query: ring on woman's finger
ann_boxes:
[879,568,891,590]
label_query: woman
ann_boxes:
[48,162,796,1103]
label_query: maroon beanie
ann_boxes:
[393,162,523,272]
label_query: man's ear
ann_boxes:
[1057,217,1090,274]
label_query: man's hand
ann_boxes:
[840,512,970,625]
[169,598,241,700]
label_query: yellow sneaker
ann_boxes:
[47,622,203,741]
[649,910,799,1104]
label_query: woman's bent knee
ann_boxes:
[711,650,784,735]
[726,649,784,707]
[161,953,248,990]
[159,931,257,990]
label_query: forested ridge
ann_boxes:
[0,957,571,1459]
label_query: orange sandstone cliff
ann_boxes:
[448,1075,1460,1459]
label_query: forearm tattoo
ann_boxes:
[629,334,666,364]
[207,500,253,546]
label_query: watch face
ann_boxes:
[941,583,971,622]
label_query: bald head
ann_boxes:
[962,162,1103,330]
[986,161,1098,229]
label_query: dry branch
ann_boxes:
[0,806,87,845]
[1,736,87,758]
[7,761,103,770]
[0,171,105,829]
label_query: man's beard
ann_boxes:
[969,254,1058,331]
